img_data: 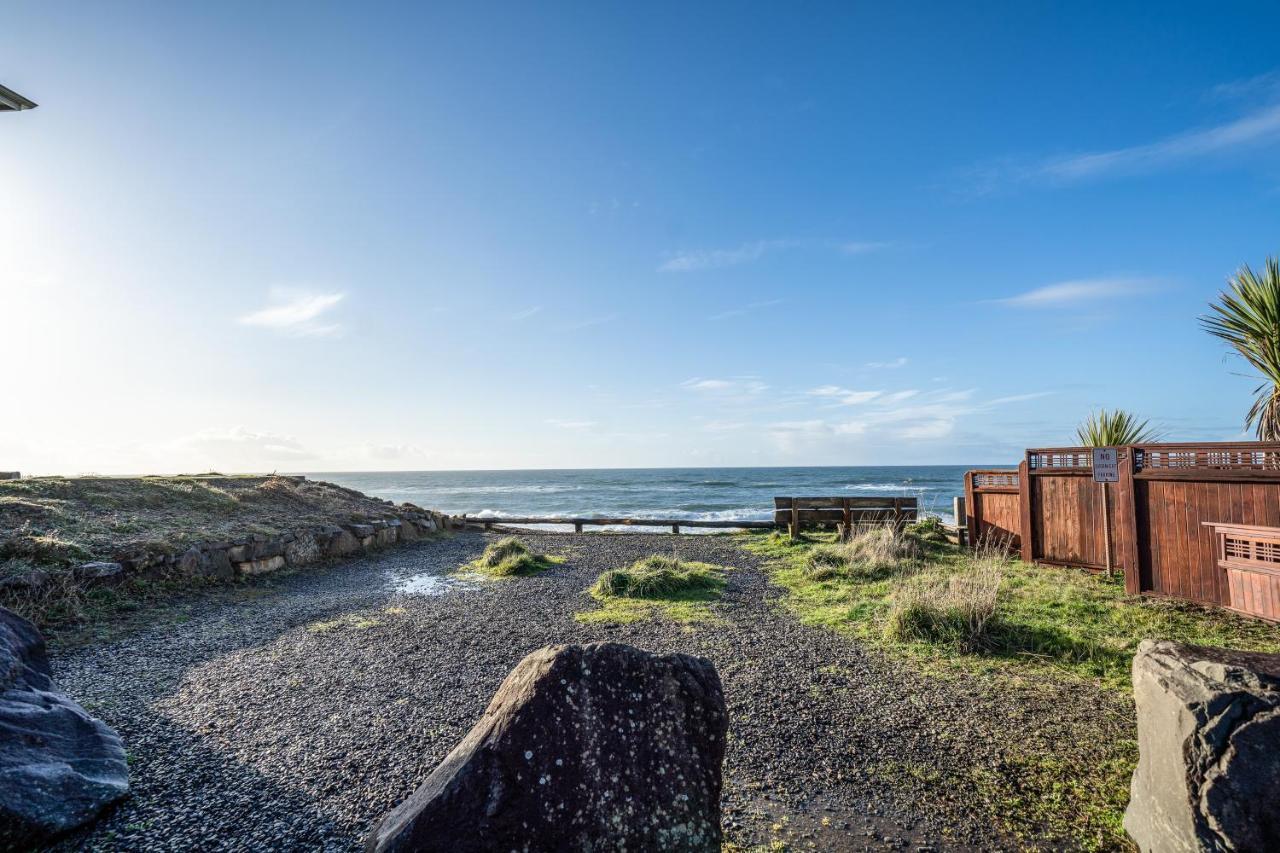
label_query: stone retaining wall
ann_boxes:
[61,508,453,587]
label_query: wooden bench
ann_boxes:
[774,496,917,539]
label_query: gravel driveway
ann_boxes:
[49,532,1125,851]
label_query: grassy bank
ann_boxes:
[576,554,729,624]
[740,523,1280,850]
[0,474,439,639]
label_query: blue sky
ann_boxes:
[4,2,1280,474]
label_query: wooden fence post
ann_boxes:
[1116,447,1141,595]
[790,499,799,540]
[1017,458,1034,563]
[963,471,977,548]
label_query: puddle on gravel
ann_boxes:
[389,571,474,596]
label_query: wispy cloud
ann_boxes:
[709,298,784,321]
[701,420,747,432]
[807,386,882,405]
[660,240,793,272]
[660,238,890,272]
[682,377,769,398]
[239,289,345,337]
[839,241,892,255]
[1040,103,1280,182]
[177,426,316,466]
[510,306,542,321]
[771,386,1043,451]
[866,356,908,369]
[991,276,1160,308]
[1208,70,1280,102]
[546,418,596,430]
[968,91,1280,193]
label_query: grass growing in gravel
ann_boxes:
[576,555,728,625]
[464,537,563,578]
[741,520,1280,851]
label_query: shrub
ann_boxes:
[884,556,1004,652]
[592,555,724,599]
[905,516,950,546]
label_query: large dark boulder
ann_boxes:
[367,642,726,853]
[1125,640,1280,851]
[0,607,129,846]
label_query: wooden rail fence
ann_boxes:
[460,516,774,534]
[461,496,919,539]
[966,441,1280,621]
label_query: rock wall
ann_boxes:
[2,508,453,594]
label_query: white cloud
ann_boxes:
[702,420,746,432]
[545,418,597,430]
[992,276,1159,307]
[660,240,793,272]
[239,289,346,337]
[839,241,892,255]
[510,306,542,321]
[682,377,769,396]
[866,356,908,369]
[807,386,882,405]
[770,386,1047,453]
[174,426,316,471]
[1039,103,1280,182]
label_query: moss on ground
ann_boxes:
[576,555,729,625]
[739,526,1280,851]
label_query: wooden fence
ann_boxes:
[966,442,1280,621]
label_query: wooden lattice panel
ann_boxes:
[1207,523,1280,622]
[973,472,1019,490]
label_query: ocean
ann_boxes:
[309,466,979,530]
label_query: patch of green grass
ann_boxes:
[464,537,564,577]
[576,555,729,625]
[307,613,382,633]
[740,529,1280,690]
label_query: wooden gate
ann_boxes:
[963,470,1021,549]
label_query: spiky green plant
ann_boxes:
[1201,257,1280,440]
[1075,409,1161,446]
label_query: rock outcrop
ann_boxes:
[1125,639,1280,852]
[0,607,129,845]
[366,642,727,853]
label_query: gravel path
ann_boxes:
[49,532,1128,851]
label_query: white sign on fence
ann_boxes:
[1092,447,1119,483]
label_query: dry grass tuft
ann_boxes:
[884,549,1005,652]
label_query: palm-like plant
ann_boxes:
[1201,257,1280,440]
[1075,409,1161,446]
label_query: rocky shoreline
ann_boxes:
[45,531,1134,851]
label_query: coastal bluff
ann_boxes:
[0,475,452,629]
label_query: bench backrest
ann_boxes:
[773,496,917,527]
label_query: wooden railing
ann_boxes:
[460,516,773,534]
